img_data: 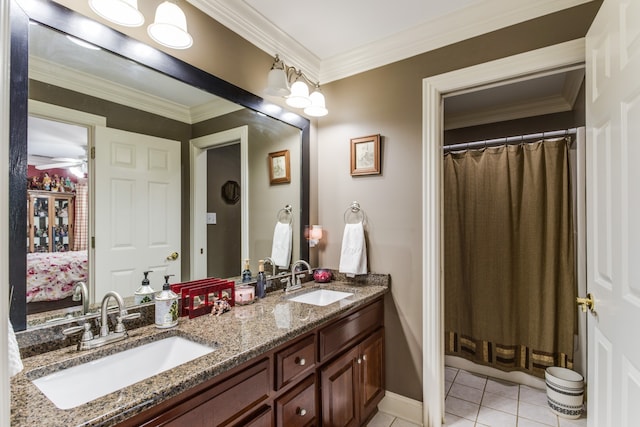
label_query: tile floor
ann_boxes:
[366,366,588,427]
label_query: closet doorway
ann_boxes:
[421,40,586,427]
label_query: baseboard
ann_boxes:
[378,390,424,426]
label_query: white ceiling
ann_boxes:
[188,0,592,83]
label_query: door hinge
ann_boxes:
[91,236,95,248]
[91,147,95,159]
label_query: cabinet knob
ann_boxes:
[357,357,362,364]
[295,357,306,366]
[362,355,367,361]
[296,407,307,416]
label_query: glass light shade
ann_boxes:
[304,90,328,117]
[147,2,193,49]
[265,68,290,97]
[286,80,311,108]
[89,0,144,27]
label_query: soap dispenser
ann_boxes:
[256,260,266,299]
[134,270,155,304]
[155,274,179,328]
[241,259,252,283]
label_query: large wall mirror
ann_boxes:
[9,0,310,331]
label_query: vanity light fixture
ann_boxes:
[265,55,328,117]
[88,0,145,27]
[147,1,193,50]
[88,0,192,49]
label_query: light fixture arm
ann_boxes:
[271,55,320,89]
[267,54,328,117]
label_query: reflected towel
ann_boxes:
[339,222,367,276]
[8,318,23,377]
[271,222,292,268]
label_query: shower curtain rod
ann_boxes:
[443,128,577,153]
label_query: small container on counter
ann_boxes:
[313,268,333,283]
[235,284,255,305]
[134,270,155,304]
[155,275,179,328]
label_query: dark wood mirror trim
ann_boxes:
[9,0,310,331]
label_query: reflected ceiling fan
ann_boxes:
[34,157,86,170]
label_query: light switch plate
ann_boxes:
[206,212,217,224]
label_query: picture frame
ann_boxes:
[350,134,381,176]
[268,150,291,184]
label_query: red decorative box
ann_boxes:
[171,278,235,318]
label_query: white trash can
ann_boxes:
[545,367,584,419]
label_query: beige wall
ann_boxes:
[55,0,602,402]
[317,2,602,400]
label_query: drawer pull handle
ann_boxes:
[297,407,307,416]
[295,357,306,366]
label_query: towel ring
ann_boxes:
[277,204,293,225]
[344,201,365,224]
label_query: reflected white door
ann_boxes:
[94,126,181,299]
[585,0,640,425]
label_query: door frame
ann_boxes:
[28,100,106,299]
[190,125,249,279]
[421,39,585,426]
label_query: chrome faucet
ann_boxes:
[72,281,90,315]
[289,259,312,292]
[63,290,140,351]
[263,257,277,276]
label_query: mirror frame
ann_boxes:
[9,0,310,331]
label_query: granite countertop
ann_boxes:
[10,279,388,427]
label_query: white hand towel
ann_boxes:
[271,221,292,268]
[8,318,23,377]
[339,222,367,276]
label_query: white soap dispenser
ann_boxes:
[155,274,179,328]
[134,270,155,304]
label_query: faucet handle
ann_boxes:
[115,312,141,333]
[63,322,94,342]
[62,325,84,337]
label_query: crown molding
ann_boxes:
[320,0,591,82]
[444,95,574,130]
[30,56,194,123]
[186,0,321,82]
[29,56,241,124]
[190,99,244,123]
[445,66,585,130]
[188,0,591,84]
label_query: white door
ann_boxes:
[94,126,181,300]
[585,0,640,425]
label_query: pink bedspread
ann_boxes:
[26,251,88,303]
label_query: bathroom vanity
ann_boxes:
[10,278,388,427]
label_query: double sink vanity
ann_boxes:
[11,274,389,427]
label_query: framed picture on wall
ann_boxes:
[350,134,381,176]
[268,150,291,184]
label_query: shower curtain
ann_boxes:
[443,138,576,378]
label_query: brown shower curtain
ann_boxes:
[443,138,576,377]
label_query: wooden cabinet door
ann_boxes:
[359,329,384,423]
[321,346,359,427]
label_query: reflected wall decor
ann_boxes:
[268,150,290,184]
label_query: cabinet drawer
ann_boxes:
[275,375,316,427]
[318,299,383,362]
[163,358,271,427]
[275,334,316,390]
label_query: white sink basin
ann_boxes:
[288,289,353,306]
[31,336,214,409]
